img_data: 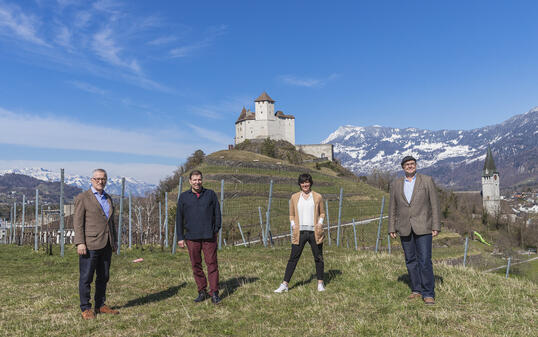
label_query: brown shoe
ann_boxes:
[81,309,96,320]
[95,304,119,315]
[407,292,422,299]
[423,297,435,305]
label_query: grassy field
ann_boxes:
[1,244,536,337]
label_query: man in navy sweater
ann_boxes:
[176,170,222,304]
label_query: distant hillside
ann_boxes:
[0,173,82,204]
[324,107,538,190]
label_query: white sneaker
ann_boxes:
[317,283,326,292]
[274,283,288,293]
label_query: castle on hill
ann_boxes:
[235,92,295,145]
[234,92,333,161]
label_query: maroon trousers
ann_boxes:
[186,235,219,295]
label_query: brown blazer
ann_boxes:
[289,191,325,245]
[388,173,441,236]
[74,189,117,250]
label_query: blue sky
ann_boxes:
[1,0,537,183]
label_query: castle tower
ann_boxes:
[254,91,275,121]
[482,146,500,216]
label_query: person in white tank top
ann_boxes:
[274,173,326,293]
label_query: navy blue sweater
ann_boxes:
[176,188,221,241]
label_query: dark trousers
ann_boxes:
[186,235,219,295]
[79,242,112,311]
[284,231,324,283]
[400,231,435,298]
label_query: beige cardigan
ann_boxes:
[289,191,325,245]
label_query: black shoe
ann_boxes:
[211,291,222,304]
[194,290,209,303]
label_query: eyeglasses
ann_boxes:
[92,178,107,182]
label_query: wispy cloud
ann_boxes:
[0,106,200,158]
[92,28,141,73]
[169,24,228,58]
[68,80,106,95]
[187,124,231,145]
[0,1,178,93]
[279,73,340,87]
[188,96,251,120]
[0,2,49,46]
[148,35,177,46]
[54,24,72,48]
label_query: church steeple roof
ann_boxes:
[482,146,498,177]
[254,91,275,103]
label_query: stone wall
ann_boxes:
[295,144,334,161]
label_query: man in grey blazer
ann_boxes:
[388,156,440,305]
[74,169,119,319]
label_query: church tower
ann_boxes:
[482,146,500,216]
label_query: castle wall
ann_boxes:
[295,144,333,161]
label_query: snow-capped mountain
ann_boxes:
[323,107,538,190]
[0,168,155,196]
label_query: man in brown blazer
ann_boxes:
[388,156,440,305]
[74,169,119,319]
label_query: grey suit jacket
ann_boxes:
[388,173,441,236]
[74,189,117,251]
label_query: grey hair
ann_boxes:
[92,168,108,177]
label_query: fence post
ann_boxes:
[34,189,39,251]
[9,204,14,244]
[258,206,266,247]
[219,179,224,250]
[20,194,25,245]
[265,180,274,247]
[505,257,511,278]
[387,235,391,254]
[375,196,385,253]
[172,177,183,255]
[128,192,132,249]
[463,236,469,267]
[158,201,162,246]
[336,188,343,247]
[116,177,125,255]
[237,222,246,246]
[164,192,168,248]
[326,199,331,246]
[60,169,65,257]
[352,218,358,250]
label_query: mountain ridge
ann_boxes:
[323,107,538,190]
[0,168,155,196]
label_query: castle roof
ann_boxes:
[235,107,255,124]
[482,146,498,177]
[276,110,295,119]
[254,91,275,103]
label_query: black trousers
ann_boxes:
[79,242,112,311]
[284,231,324,282]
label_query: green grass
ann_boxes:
[1,245,536,336]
